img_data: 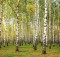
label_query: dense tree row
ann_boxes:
[0,0,60,54]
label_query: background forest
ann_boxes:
[0,0,60,57]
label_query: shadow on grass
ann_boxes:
[15,49,28,52]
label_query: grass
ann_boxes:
[0,44,60,57]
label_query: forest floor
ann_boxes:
[0,44,60,57]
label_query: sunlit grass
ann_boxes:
[0,44,60,57]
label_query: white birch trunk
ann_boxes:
[16,19,19,51]
[16,0,20,51]
[58,2,60,46]
[59,32,60,46]
[53,4,55,46]
[48,0,52,48]
[7,25,8,46]
[4,31,6,47]
[20,21,24,45]
[42,0,47,54]
[33,0,39,50]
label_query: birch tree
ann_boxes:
[42,0,47,54]
[16,0,20,51]
[57,0,60,47]
[0,0,3,48]
[4,23,6,47]
[33,0,39,50]
[48,0,52,49]
[52,1,56,46]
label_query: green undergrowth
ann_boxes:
[0,44,60,57]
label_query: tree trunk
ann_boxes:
[48,0,52,49]
[16,0,20,51]
[42,0,47,54]
[4,38,6,47]
[53,3,55,47]
[16,19,19,51]
[33,0,39,50]
[58,31,60,45]
[58,2,60,47]
[0,0,3,48]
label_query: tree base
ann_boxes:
[7,43,8,46]
[41,42,43,46]
[34,47,37,50]
[49,46,51,49]
[4,46,5,47]
[42,50,46,54]
[33,45,37,50]
[16,46,19,51]
[53,44,55,47]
